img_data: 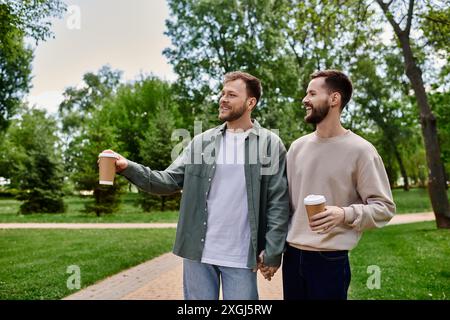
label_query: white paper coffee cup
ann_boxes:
[304,194,326,222]
[98,152,118,185]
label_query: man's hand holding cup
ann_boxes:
[304,195,345,234]
[98,150,128,185]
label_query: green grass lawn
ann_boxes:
[0,228,176,299]
[0,193,179,223]
[392,188,450,214]
[1,221,448,300]
[349,221,450,300]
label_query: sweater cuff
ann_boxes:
[343,206,356,224]
[118,160,138,178]
[263,253,282,268]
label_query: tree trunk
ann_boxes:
[94,187,100,217]
[161,196,166,212]
[392,143,409,191]
[398,34,450,227]
[444,167,449,190]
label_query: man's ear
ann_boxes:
[331,92,341,109]
[247,97,257,111]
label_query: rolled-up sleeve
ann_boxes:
[119,143,191,195]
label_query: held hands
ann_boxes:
[309,206,345,234]
[99,149,128,173]
[253,250,279,281]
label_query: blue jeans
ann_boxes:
[183,259,258,300]
[282,245,351,300]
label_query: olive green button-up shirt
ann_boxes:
[120,120,289,269]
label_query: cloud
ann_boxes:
[25,91,64,114]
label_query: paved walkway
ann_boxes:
[58,212,435,300]
[0,212,435,230]
[63,252,283,300]
[385,212,435,225]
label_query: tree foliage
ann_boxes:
[0,107,65,213]
[104,76,183,211]
[137,105,180,211]
[0,0,65,133]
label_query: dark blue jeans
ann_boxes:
[282,245,351,300]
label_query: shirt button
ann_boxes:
[203,222,207,225]
[204,207,207,211]
[212,166,215,169]
[201,238,204,242]
[208,178,211,181]
[205,192,208,196]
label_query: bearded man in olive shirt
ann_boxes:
[284,70,396,300]
[101,71,289,300]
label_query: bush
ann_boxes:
[84,183,124,216]
[2,108,66,214]
[137,191,181,212]
[16,150,66,214]
[18,189,66,214]
[61,180,76,196]
[0,187,19,198]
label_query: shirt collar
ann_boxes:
[216,119,261,137]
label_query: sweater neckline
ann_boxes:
[311,129,352,143]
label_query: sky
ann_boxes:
[26,0,176,114]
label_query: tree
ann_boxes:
[375,0,450,228]
[16,148,66,214]
[429,90,450,184]
[163,0,302,138]
[58,66,125,216]
[0,0,65,133]
[104,76,180,163]
[420,4,450,54]
[163,0,382,146]
[59,70,183,215]
[58,65,123,177]
[70,107,126,216]
[137,105,180,211]
[350,49,424,191]
[0,0,66,42]
[59,65,123,130]
[0,5,32,133]
[163,0,448,222]
[0,106,65,213]
[104,76,183,211]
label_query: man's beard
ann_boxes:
[219,101,247,122]
[304,102,330,124]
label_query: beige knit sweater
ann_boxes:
[286,130,396,251]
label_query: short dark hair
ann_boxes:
[224,71,262,106]
[311,70,353,110]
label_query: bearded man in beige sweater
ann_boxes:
[283,70,396,300]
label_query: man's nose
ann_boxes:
[302,96,308,105]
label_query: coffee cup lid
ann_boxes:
[304,194,326,205]
[98,152,118,159]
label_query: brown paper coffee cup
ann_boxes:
[98,152,118,185]
[304,194,326,222]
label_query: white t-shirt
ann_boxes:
[201,130,251,268]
